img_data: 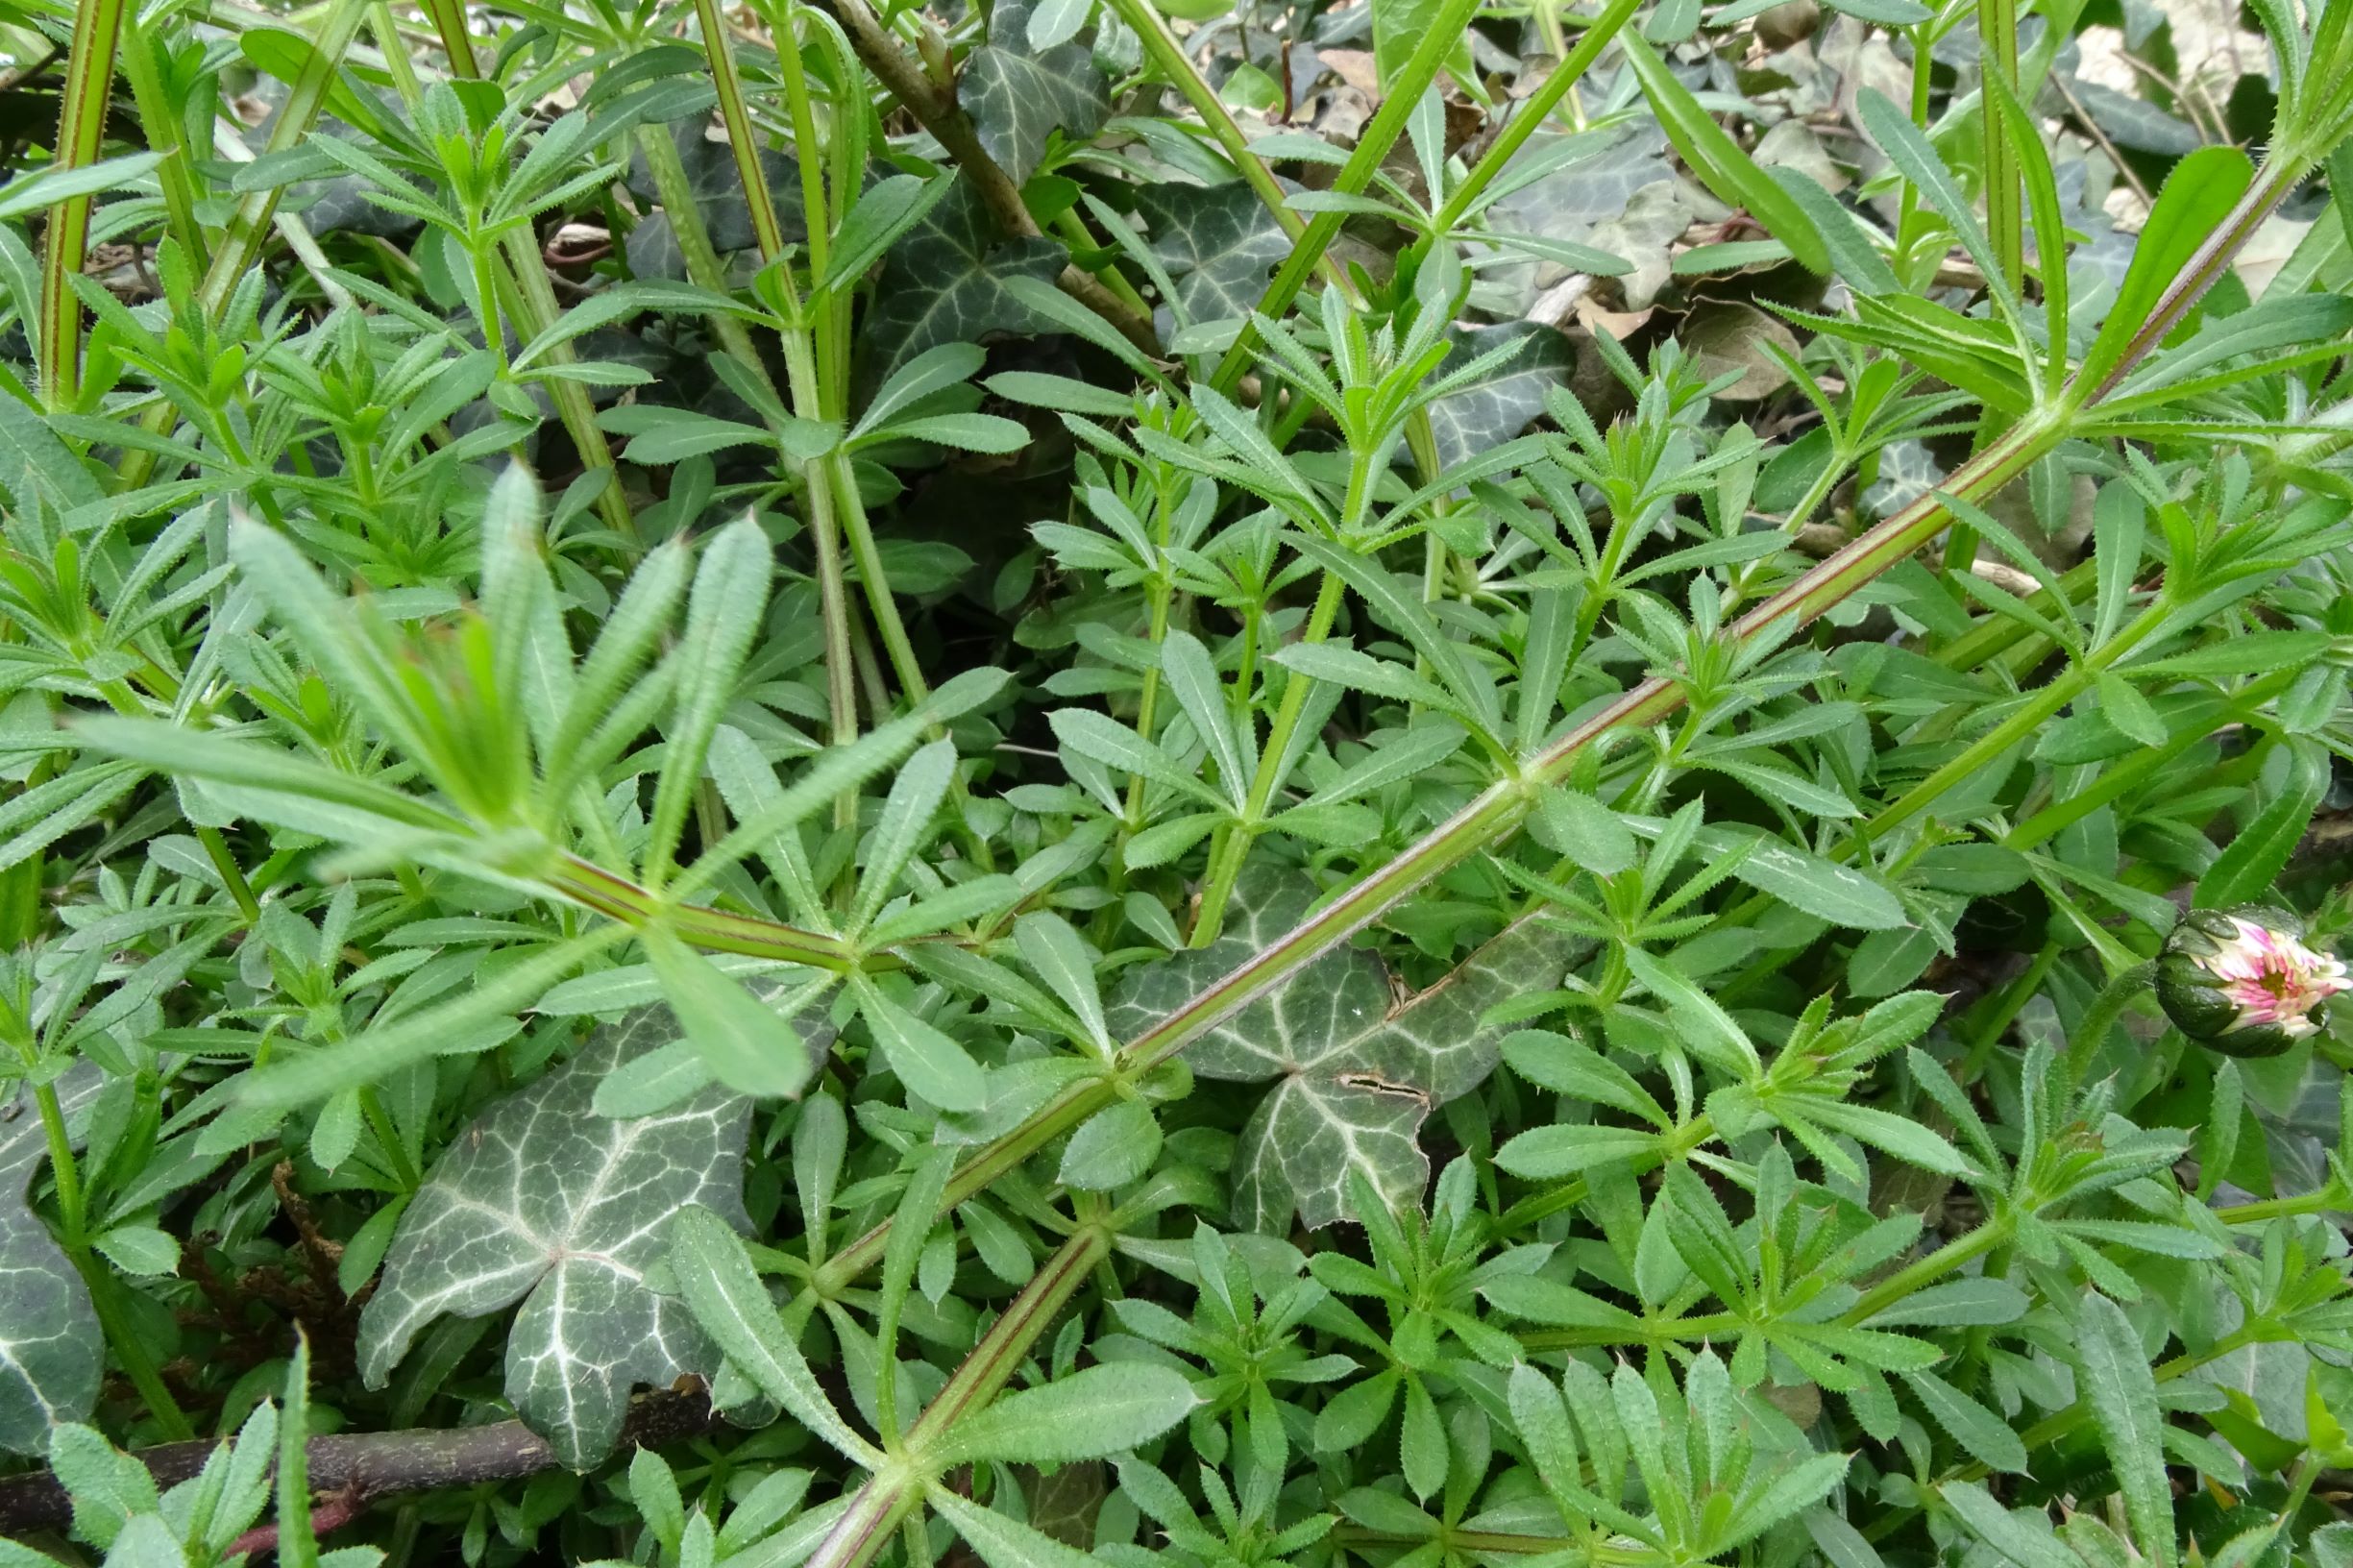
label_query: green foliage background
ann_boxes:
[2,0,2353,1558]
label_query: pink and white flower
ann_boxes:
[2191,916,2352,1040]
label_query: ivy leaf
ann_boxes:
[1105,869,1578,1230]
[1132,181,1291,327]
[960,9,1109,185]
[0,1063,104,1455]
[355,1011,753,1468]
[1424,324,1576,470]
[861,183,1068,399]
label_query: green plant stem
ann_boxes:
[32,1081,86,1244]
[1052,207,1153,317]
[1843,1218,2011,1322]
[766,0,855,399]
[2064,960,2156,1088]
[70,1250,197,1440]
[1979,0,2022,292]
[108,0,367,494]
[494,229,639,545]
[694,33,961,809]
[472,244,510,376]
[803,1222,1111,1568]
[1331,1526,1643,1561]
[804,460,865,830]
[1959,942,2058,1077]
[542,856,860,968]
[1520,1214,2016,1353]
[39,0,132,405]
[196,824,261,923]
[2089,158,2310,403]
[116,5,208,274]
[1190,567,1347,944]
[1930,559,2094,671]
[368,0,425,100]
[1427,0,1643,234]
[1208,0,1484,393]
[355,0,637,546]
[1863,1328,2262,1543]
[416,0,479,75]
[1862,592,2167,844]
[31,1079,198,1440]
[694,0,791,261]
[1894,23,1933,282]
[2003,669,2294,851]
[1115,563,1179,842]
[201,0,366,317]
[634,127,778,380]
[1097,0,1336,287]
[2215,1181,2348,1224]
[827,457,941,721]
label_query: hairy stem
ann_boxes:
[39,0,131,404]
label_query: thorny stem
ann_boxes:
[415,0,479,75]
[1862,592,2169,844]
[693,17,991,865]
[695,0,792,262]
[634,126,781,380]
[1863,1329,2265,1543]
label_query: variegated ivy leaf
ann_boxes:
[0,1062,104,1455]
[1105,870,1578,1231]
[961,0,1109,185]
[861,183,1068,400]
[355,1011,752,1468]
[1425,323,1577,469]
[1132,181,1292,330]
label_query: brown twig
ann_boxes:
[272,1162,345,1298]
[225,1483,368,1558]
[0,1387,719,1537]
[810,0,1160,355]
[0,41,60,92]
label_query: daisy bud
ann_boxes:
[2155,905,2351,1058]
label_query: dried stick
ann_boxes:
[0,1388,718,1537]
